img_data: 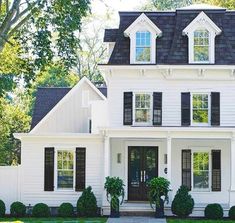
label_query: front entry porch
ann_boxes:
[101,127,235,216]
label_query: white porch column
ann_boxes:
[230,135,235,207]
[102,134,111,210]
[167,135,172,183]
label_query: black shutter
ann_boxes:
[212,150,221,191]
[153,92,162,126]
[181,93,191,126]
[123,92,133,125]
[211,92,220,126]
[44,147,54,191]
[76,147,86,191]
[182,150,191,190]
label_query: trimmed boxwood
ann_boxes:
[10,201,26,217]
[58,203,74,217]
[171,185,194,218]
[229,206,235,219]
[32,203,50,217]
[205,203,223,219]
[77,186,98,217]
[0,200,5,217]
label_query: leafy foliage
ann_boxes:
[0,97,31,165]
[148,177,171,208]
[77,186,98,217]
[58,203,74,217]
[104,177,125,211]
[10,202,26,217]
[32,203,50,217]
[0,200,5,217]
[171,185,194,217]
[204,203,223,219]
[229,206,235,220]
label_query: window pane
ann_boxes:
[192,94,209,124]
[58,170,73,189]
[194,29,209,62]
[135,109,151,123]
[57,151,74,189]
[193,152,209,190]
[136,47,150,62]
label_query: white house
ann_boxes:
[1,3,235,217]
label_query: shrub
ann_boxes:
[10,201,26,217]
[171,185,194,218]
[0,200,5,217]
[77,186,98,217]
[58,203,74,217]
[229,206,235,219]
[205,203,223,219]
[32,203,50,217]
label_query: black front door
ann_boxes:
[128,146,158,201]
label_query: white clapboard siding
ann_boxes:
[20,138,104,207]
[107,72,235,127]
[0,166,19,213]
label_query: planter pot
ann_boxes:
[155,198,164,218]
[110,198,120,218]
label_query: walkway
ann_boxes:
[107,217,167,223]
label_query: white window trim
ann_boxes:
[182,11,222,64]
[124,13,162,64]
[191,147,212,192]
[54,148,76,192]
[133,92,153,126]
[130,30,156,64]
[188,29,215,64]
[191,92,211,127]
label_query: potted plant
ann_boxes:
[148,177,171,218]
[104,176,125,218]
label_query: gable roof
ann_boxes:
[31,78,107,130]
[104,8,235,65]
[124,13,162,37]
[182,11,222,35]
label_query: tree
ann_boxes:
[0,0,91,68]
[140,0,235,10]
[0,39,34,95]
[0,97,31,165]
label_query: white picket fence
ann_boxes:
[0,166,20,213]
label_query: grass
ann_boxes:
[167,219,235,223]
[0,217,107,223]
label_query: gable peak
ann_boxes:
[124,13,162,37]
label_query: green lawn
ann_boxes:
[0,217,107,223]
[167,219,235,223]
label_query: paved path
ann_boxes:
[107,217,167,223]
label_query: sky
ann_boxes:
[91,0,148,24]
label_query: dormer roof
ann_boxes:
[124,13,162,37]
[182,11,222,36]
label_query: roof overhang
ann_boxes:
[182,11,222,36]
[124,13,162,37]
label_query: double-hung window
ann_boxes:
[134,93,151,125]
[193,29,210,63]
[135,31,151,62]
[192,93,210,125]
[57,150,74,190]
[193,151,210,191]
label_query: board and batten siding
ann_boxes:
[33,82,102,134]
[20,137,104,207]
[107,70,235,127]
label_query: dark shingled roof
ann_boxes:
[104,29,118,42]
[31,86,107,130]
[104,9,235,65]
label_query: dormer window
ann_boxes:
[182,12,222,64]
[193,29,210,62]
[136,31,151,62]
[124,13,162,64]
